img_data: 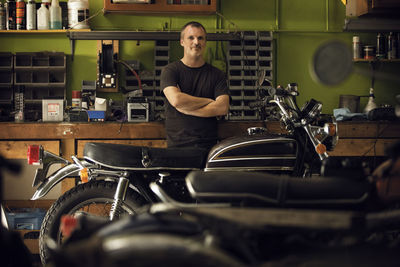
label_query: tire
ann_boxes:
[102,233,243,267]
[39,180,147,265]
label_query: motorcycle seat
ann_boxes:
[83,142,208,170]
[186,171,372,208]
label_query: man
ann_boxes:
[161,21,230,150]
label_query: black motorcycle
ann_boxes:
[45,142,400,267]
[27,82,338,264]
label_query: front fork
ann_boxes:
[109,173,130,221]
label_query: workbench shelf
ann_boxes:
[353,58,400,62]
[0,29,91,34]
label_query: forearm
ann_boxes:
[178,95,230,118]
[173,91,214,111]
[164,86,213,111]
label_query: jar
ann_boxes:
[364,45,375,60]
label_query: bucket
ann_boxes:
[339,95,360,113]
[67,0,89,29]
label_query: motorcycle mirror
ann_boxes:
[257,70,266,88]
[311,40,353,86]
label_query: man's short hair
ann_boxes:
[180,21,207,40]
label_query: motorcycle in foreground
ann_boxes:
[27,82,338,264]
[46,141,400,267]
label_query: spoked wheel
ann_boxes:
[39,180,147,265]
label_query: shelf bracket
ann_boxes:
[70,39,75,61]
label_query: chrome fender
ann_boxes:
[31,164,81,200]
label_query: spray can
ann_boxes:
[387,32,397,60]
[16,0,25,30]
[26,0,36,30]
[376,33,385,59]
[5,0,16,30]
[0,3,6,30]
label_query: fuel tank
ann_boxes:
[205,134,297,172]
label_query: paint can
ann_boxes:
[72,90,82,107]
[339,95,360,113]
[67,0,89,29]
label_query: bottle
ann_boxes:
[42,0,50,9]
[376,33,385,59]
[5,0,17,30]
[0,3,6,30]
[37,3,49,30]
[387,32,397,60]
[364,88,378,113]
[50,0,62,29]
[26,0,36,30]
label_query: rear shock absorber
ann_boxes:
[109,173,129,221]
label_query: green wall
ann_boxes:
[1,0,399,114]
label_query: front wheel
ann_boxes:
[39,180,147,265]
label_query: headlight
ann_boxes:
[301,99,322,122]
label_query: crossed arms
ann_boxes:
[163,86,229,118]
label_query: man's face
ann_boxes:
[180,25,206,59]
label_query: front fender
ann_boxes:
[31,164,81,200]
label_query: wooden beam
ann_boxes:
[338,122,400,138]
[0,140,60,159]
[328,139,398,157]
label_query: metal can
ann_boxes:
[16,0,25,30]
[5,0,16,30]
[376,33,385,59]
[0,3,6,30]
[26,0,35,30]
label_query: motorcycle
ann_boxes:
[45,141,400,267]
[27,81,338,264]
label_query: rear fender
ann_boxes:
[31,161,93,200]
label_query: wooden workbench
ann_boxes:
[1,120,399,159]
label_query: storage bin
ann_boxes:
[5,208,46,230]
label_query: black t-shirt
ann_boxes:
[160,61,229,149]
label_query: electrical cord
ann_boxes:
[117,59,143,91]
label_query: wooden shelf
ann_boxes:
[0,29,91,34]
[353,58,400,62]
[103,0,217,14]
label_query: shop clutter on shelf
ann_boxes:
[0,0,89,31]
[353,32,399,61]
